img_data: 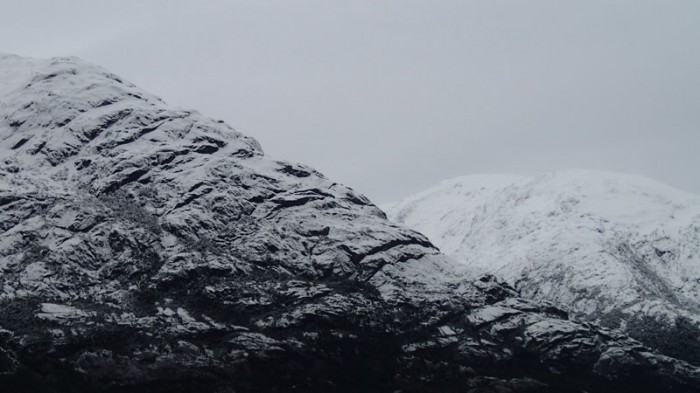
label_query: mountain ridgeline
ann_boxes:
[1,55,699,392]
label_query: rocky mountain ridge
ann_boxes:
[1,54,699,392]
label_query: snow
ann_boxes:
[386,170,700,326]
[20,262,52,282]
[467,305,521,326]
[438,325,457,336]
[36,303,90,321]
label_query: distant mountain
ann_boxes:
[1,55,699,392]
[384,171,700,365]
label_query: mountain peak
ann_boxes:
[386,170,700,365]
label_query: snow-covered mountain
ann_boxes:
[384,171,700,364]
[1,55,700,392]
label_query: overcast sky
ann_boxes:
[1,1,698,203]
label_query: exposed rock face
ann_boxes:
[1,55,699,392]
[384,172,700,366]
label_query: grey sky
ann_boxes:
[1,1,699,203]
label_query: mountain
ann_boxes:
[384,171,700,365]
[1,55,699,392]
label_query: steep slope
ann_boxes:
[1,55,699,392]
[385,171,700,364]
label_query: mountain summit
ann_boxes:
[1,56,699,392]
[385,170,700,365]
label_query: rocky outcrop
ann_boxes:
[1,55,699,392]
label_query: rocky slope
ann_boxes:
[1,55,699,392]
[384,171,700,365]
